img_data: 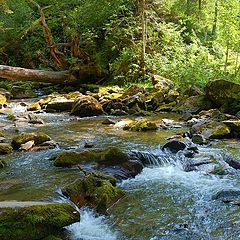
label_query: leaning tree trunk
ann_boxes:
[0,65,72,84]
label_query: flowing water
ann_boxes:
[1,101,240,239]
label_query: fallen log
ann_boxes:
[0,65,72,84]
[0,64,108,85]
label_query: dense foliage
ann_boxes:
[0,0,239,87]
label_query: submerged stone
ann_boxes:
[12,132,51,149]
[0,201,79,240]
[123,119,157,131]
[62,173,124,214]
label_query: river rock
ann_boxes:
[190,121,230,139]
[191,134,206,145]
[11,86,37,99]
[205,79,240,107]
[12,132,51,149]
[54,146,129,168]
[212,190,240,205]
[62,172,124,214]
[71,95,103,117]
[102,118,115,125]
[27,102,41,111]
[46,98,74,112]
[225,158,240,170]
[53,147,142,179]
[0,94,7,109]
[152,75,175,93]
[162,140,186,153]
[182,85,204,97]
[0,143,13,154]
[222,120,240,136]
[0,201,79,240]
[173,95,211,114]
[123,119,157,131]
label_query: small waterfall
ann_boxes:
[130,147,184,168]
[67,208,118,240]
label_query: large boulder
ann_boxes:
[0,201,79,240]
[53,147,143,179]
[12,132,51,149]
[190,121,231,139]
[205,79,240,112]
[62,173,124,214]
[173,95,211,114]
[152,75,175,94]
[71,95,103,117]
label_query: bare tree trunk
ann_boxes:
[224,42,229,72]
[0,65,71,84]
[212,0,218,36]
[198,0,202,21]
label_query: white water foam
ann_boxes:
[67,208,118,240]
[120,165,237,196]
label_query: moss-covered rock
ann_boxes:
[71,95,103,117]
[27,102,41,111]
[191,121,231,139]
[62,173,124,214]
[54,147,129,168]
[173,95,212,114]
[123,119,157,131]
[54,150,99,167]
[0,144,13,154]
[12,132,51,149]
[0,202,79,240]
[205,79,240,106]
[0,94,7,109]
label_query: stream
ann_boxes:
[1,101,240,239]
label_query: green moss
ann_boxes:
[0,144,13,154]
[99,146,129,165]
[12,132,51,149]
[210,165,225,175]
[63,173,124,214]
[54,147,129,167]
[54,151,100,167]
[123,120,158,132]
[0,203,79,240]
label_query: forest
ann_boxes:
[0,0,239,86]
[1,1,240,240]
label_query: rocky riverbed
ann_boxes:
[1,78,240,239]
